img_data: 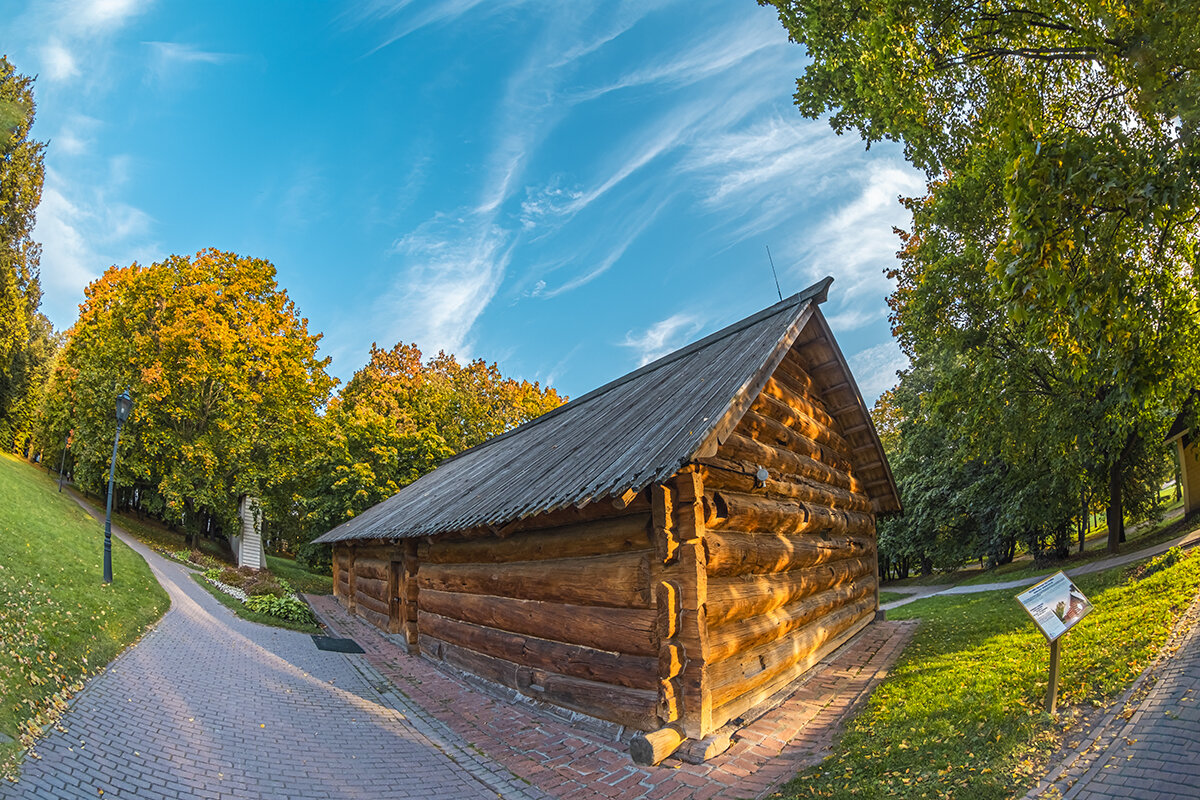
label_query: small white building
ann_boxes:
[229,494,265,570]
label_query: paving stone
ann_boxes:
[0,511,529,800]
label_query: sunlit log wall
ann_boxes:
[329,334,883,749]
[697,343,878,732]
[333,502,662,731]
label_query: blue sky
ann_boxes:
[6,0,921,406]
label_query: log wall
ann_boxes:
[417,508,658,730]
[332,509,662,731]
[698,348,878,731]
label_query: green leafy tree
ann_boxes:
[3,312,60,454]
[765,0,1200,552]
[296,342,565,568]
[43,249,336,545]
[0,57,46,436]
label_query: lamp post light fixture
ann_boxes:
[103,389,134,585]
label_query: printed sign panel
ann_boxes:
[1016,571,1093,642]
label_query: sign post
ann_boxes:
[1016,572,1093,713]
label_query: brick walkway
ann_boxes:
[310,595,918,799]
[1056,592,1200,800]
[1,511,540,800]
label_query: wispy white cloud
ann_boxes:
[40,40,79,81]
[34,166,156,325]
[621,312,705,367]
[52,114,101,156]
[381,217,512,357]
[358,0,529,54]
[792,161,925,328]
[571,16,778,102]
[847,340,909,406]
[28,0,151,84]
[74,0,148,32]
[144,41,238,65]
[541,198,666,298]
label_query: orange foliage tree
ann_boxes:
[43,249,335,544]
[297,342,565,564]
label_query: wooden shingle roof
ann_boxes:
[314,277,898,543]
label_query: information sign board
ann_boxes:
[1016,571,1093,642]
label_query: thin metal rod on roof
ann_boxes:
[766,245,783,302]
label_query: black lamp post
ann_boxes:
[103,389,134,585]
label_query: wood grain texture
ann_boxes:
[420,513,653,564]
[417,551,653,608]
[418,611,658,689]
[706,574,875,660]
[709,597,875,708]
[706,555,874,626]
[419,589,657,657]
[704,529,875,577]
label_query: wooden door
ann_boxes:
[389,559,403,634]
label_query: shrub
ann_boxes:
[241,571,294,598]
[245,594,317,625]
[203,567,223,582]
[219,567,248,587]
[1130,546,1189,582]
[297,541,332,575]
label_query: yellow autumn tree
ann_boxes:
[43,249,335,543]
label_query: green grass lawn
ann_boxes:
[878,591,907,605]
[266,554,332,595]
[0,454,169,779]
[778,547,1200,799]
[954,508,1193,588]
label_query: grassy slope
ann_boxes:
[265,554,332,595]
[779,548,1200,799]
[0,454,169,778]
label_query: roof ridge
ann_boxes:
[437,277,833,467]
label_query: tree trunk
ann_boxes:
[1079,490,1087,553]
[1106,459,1124,555]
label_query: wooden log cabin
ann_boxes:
[313,277,900,764]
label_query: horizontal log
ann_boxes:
[752,390,850,457]
[350,559,394,582]
[355,591,390,617]
[711,613,872,731]
[705,529,875,577]
[447,494,653,541]
[707,574,875,661]
[357,606,390,633]
[534,670,660,732]
[417,551,653,608]
[422,638,660,731]
[710,491,875,538]
[779,349,818,394]
[420,514,653,564]
[721,432,863,495]
[353,575,390,603]
[420,589,656,657]
[736,408,853,473]
[698,460,873,514]
[760,374,838,430]
[707,556,874,626]
[710,597,875,708]
[418,611,657,690]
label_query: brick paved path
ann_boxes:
[310,595,918,799]
[0,512,541,800]
[1061,597,1200,800]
